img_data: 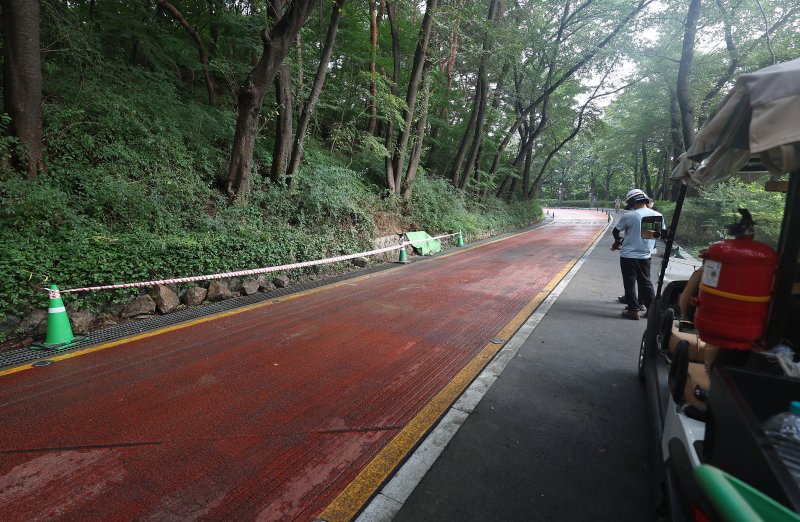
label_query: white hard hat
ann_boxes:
[624,189,649,205]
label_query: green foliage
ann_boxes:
[409,173,542,238]
[657,179,785,254]
[0,114,22,178]
[327,122,391,167]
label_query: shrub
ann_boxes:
[409,173,543,238]
[657,179,784,255]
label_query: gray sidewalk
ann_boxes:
[387,217,698,521]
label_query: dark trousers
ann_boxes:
[620,257,655,310]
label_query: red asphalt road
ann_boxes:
[0,209,606,521]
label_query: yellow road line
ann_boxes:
[318,224,606,521]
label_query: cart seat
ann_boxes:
[669,340,712,418]
[669,327,710,363]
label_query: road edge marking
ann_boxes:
[319,215,610,522]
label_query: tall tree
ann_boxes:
[387,0,438,194]
[489,0,654,181]
[366,0,380,135]
[383,0,401,190]
[676,0,701,150]
[286,0,347,181]
[668,86,682,168]
[225,0,319,202]
[451,0,499,190]
[156,0,215,105]
[271,61,293,181]
[641,140,652,195]
[424,0,462,165]
[2,0,44,177]
[402,58,433,199]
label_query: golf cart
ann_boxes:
[638,58,800,521]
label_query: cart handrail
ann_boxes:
[694,464,800,522]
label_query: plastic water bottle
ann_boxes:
[764,401,800,484]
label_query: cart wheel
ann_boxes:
[638,331,647,383]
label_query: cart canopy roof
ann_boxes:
[672,57,800,187]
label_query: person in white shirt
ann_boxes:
[611,189,664,320]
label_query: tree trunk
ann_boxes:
[450,81,480,188]
[495,175,512,198]
[697,0,738,125]
[294,33,304,115]
[208,0,221,59]
[270,62,293,181]
[526,97,592,199]
[457,0,499,191]
[506,178,517,202]
[2,0,44,177]
[450,0,501,188]
[642,141,652,196]
[669,86,682,167]
[225,0,319,202]
[519,133,535,196]
[521,146,533,199]
[157,0,215,105]
[402,60,433,200]
[425,2,461,166]
[676,0,701,150]
[286,0,346,182]
[661,147,670,199]
[384,0,401,192]
[366,0,379,135]
[389,0,438,194]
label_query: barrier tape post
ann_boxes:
[31,285,86,351]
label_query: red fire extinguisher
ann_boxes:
[694,209,777,350]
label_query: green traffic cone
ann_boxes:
[32,285,85,351]
[397,246,409,263]
[457,231,464,247]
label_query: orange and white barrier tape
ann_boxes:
[51,232,459,294]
